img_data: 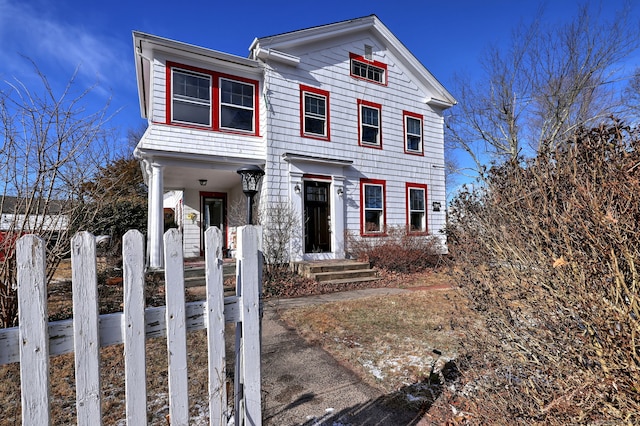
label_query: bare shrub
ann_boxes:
[346,226,444,273]
[447,118,640,423]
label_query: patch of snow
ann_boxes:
[406,393,426,403]
[360,359,385,380]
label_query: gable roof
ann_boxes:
[249,15,457,109]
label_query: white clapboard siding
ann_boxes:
[5,226,262,425]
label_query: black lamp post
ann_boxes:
[237,165,265,225]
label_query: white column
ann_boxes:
[149,162,164,268]
[332,176,345,259]
[289,172,304,262]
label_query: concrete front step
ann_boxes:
[313,269,378,282]
[321,276,383,286]
[293,260,379,284]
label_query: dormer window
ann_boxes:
[349,52,387,85]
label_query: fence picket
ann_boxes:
[205,227,228,424]
[123,230,147,425]
[4,227,263,425]
[164,228,189,425]
[71,231,102,425]
[238,226,263,426]
[17,235,50,426]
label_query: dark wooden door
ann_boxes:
[304,181,331,253]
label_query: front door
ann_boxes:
[201,193,226,254]
[304,181,331,253]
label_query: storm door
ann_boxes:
[304,181,331,253]
[201,194,226,255]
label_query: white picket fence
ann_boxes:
[0,226,263,425]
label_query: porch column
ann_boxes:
[332,176,345,259]
[149,162,164,268]
[289,172,304,262]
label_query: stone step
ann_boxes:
[294,260,372,278]
[313,269,378,282]
[321,276,383,286]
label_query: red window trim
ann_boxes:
[349,52,388,86]
[406,182,428,234]
[166,61,260,136]
[360,178,387,237]
[303,173,332,181]
[300,84,330,141]
[357,99,383,149]
[403,111,424,156]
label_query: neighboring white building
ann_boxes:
[132,15,456,268]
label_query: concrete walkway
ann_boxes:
[261,288,426,425]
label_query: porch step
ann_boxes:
[293,260,379,284]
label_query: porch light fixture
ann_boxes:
[199,179,207,186]
[337,188,344,196]
[294,183,301,194]
[237,165,265,224]
[432,201,442,212]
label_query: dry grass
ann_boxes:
[280,280,478,395]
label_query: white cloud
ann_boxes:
[0,0,129,94]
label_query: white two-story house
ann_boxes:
[132,15,456,268]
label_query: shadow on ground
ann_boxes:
[264,361,459,426]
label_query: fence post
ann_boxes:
[122,230,147,425]
[71,231,102,425]
[238,225,262,426]
[17,234,50,426]
[164,228,189,425]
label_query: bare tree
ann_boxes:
[0,63,115,327]
[258,199,301,269]
[447,3,640,177]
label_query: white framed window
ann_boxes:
[358,100,382,147]
[404,111,423,154]
[361,179,386,235]
[172,68,211,126]
[300,85,329,139]
[219,77,255,132]
[407,183,427,233]
[350,52,387,85]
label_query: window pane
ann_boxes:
[365,211,382,232]
[407,136,421,151]
[410,212,424,231]
[305,117,325,135]
[407,117,421,135]
[174,72,210,102]
[362,127,379,144]
[410,188,425,211]
[365,185,382,209]
[305,95,325,116]
[220,106,253,131]
[362,106,378,126]
[221,79,254,107]
[173,101,210,125]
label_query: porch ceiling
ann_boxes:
[163,165,241,191]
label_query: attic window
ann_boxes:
[349,52,387,85]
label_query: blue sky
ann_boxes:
[0,0,636,159]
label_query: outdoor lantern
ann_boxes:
[432,201,442,212]
[237,165,265,224]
